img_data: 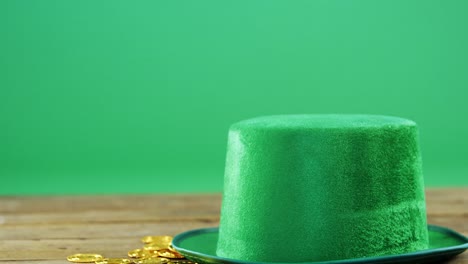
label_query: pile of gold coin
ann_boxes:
[67,235,196,264]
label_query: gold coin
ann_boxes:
[167,245,177,252]
[95,258,133,264]
[141,236,173,247]
[66,253,103,263]
[135,258,170,264]
[157,249,184,259]
[168,261,195,264]
[143,243,164,252]
[128,248,151,259]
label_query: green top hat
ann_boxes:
[173,114,468,264]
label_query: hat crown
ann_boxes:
[230,114,416,129]
[216,114,428,262]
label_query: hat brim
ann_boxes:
[172,225,468,264]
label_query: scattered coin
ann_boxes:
[95,258,133,264]
[135,258,170,264]
[167,245,176,252]
[141,236,173,248]
[143,243,164,252]
[67,253,103,263]
[157,249,184,259]
[67,235,195,264]
[128,249,151,259]
[168,260,195,264]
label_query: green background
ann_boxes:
[1,1,467,195]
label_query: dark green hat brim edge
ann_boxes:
[172,225,468,264]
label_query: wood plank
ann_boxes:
[0,261,68,264]
[0,221,219,240]
[425,188,468,200]
[0,189,466,263]
[447,253,468,264]
[0,194,222,214]
[0,238,139,261]
[0,210,220,225]
[427,216,468,234]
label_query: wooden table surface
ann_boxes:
[0,188,466,264]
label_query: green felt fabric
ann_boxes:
[216,114,429,262]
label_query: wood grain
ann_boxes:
[0,189,466,263]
